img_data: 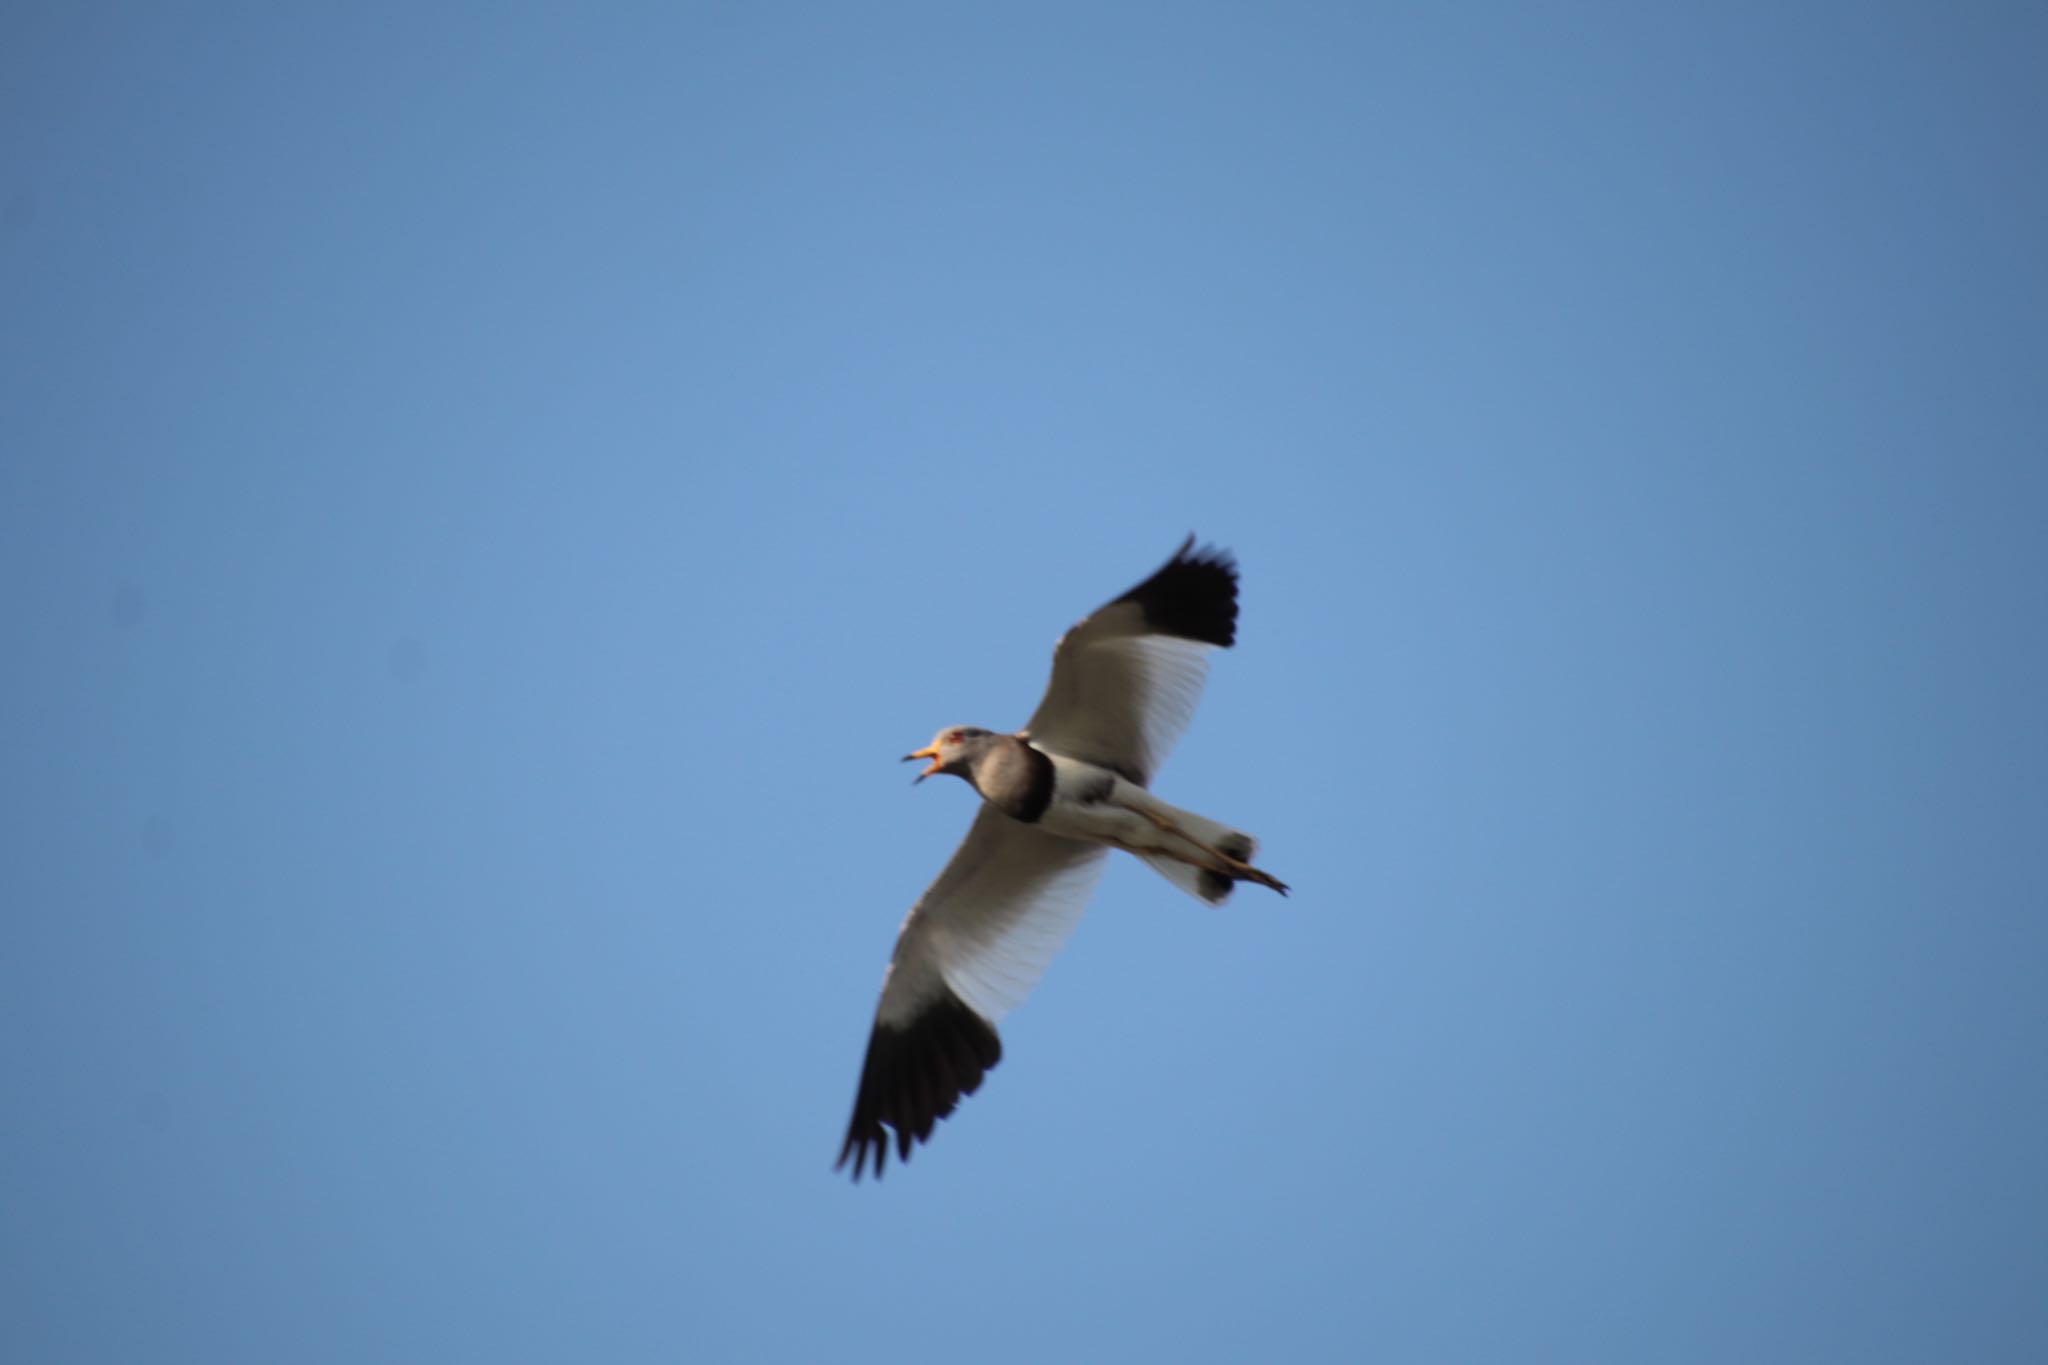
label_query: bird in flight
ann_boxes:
[839,535,1288,1180]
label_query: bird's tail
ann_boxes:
[1130,798,1288,904]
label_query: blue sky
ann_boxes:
[5,4,2046,1361]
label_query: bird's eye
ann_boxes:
[946,730,963,744]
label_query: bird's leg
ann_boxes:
[1125,804,1194,840]
[1124,806,1291,895]
[1124,805,1239,863]
[1236,864,1291,895]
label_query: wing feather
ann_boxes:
[838,809,1107,1179]
[1022,536,1238,786]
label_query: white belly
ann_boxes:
[1034,755,1173,851]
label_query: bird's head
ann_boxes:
[904,726,995,784]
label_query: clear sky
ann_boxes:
[5,4,2046,1362]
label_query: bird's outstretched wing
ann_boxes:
[838,808,1108,1180]
[1020,535,1239,787]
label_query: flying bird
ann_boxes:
[839,535,1288,1180]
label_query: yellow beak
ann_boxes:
[903,744,943,781]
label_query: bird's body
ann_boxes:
[1039,756,1290,898]
[839,536,1287,1180]
[938,733,1287,901]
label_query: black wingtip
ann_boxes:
[1117,536,1239,648]
[838,991,1003,1184]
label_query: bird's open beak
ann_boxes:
[903,745,942,783]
